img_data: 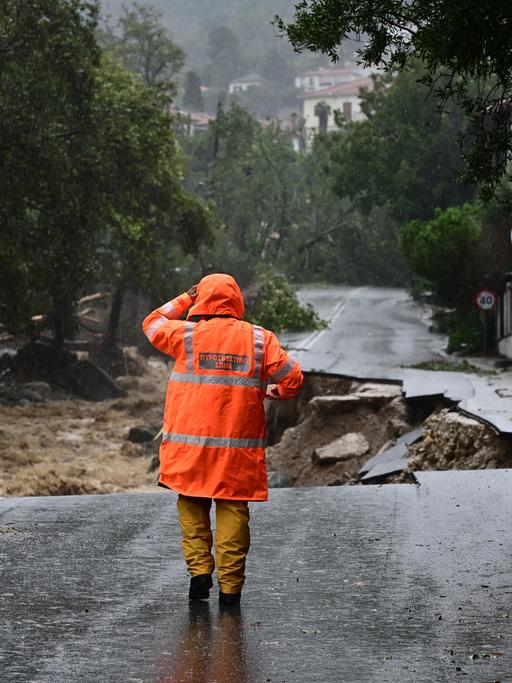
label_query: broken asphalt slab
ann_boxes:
[359,429,423,477]
[282,286,512,435]
[2,470,512,682]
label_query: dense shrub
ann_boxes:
[247,273,326,333]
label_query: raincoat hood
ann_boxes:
[188,273,245,319]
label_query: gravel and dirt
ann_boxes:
[406,408,512,473]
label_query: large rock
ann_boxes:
[128,425,160,443]
[71,360,127,401]
[353,383,403,408]
[309,395,361,415]
[407,409,512,472]
[22,381,52,398]
[312,433,370,465]
[13,342,126,401]
[18,388,45,403]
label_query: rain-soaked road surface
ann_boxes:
[283,286,447,377]
[2,469,512,682]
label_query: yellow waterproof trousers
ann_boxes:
[177,494,250,594]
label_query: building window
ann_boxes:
[343,101,352,121]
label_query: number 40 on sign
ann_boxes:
[475,289,497,312]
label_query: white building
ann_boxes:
[295,65,369,92]
[228,73,263,94]
[302,76,374,142]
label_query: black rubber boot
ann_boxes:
[189,574,213,601]
[219,591,241,606]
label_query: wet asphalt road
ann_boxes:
[284,286,447,377]
[2,470,512,682]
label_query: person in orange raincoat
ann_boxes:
[142,273,303,605]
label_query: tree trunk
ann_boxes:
[94,283,126,376]
[104,284,125,349]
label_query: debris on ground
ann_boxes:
[266,375,413,487]
[3,355,512,497]
[404,409,512,473]
[1,341,127,403]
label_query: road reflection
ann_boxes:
[157,602,249,683]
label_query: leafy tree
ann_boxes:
[399,205,481,310]
[0,0,214,364]
[205,25,242,91]
[401,200,512,304]
[182,71,204,110]
[179,104,302,284]
[92,58,216,369]
[106,3,184,88]
[248,272,326,332]
[314,101,330,135]
[0,0,101,346]
[178,104,406,288]
[289,136,406,285]
[398,202,512,352]
[328,66,475,222]
[275,1,512,199]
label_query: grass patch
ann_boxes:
[404,359,497,376]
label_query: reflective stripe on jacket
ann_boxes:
[142,273,303,501]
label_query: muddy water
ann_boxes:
[0,359,168,497]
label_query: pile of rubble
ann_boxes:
[406,409,512,473]
[266,376,413,487]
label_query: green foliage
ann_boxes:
[0,0,101,343]
[93,57,216,300]
[102,3,184,88]
[276,0,512,200]
[406,359,485,374]
[329,66,475,222]
[182,71,204,110]
[399,200,512,354]
[205,25,242,91]
[178,104,407,288]
[434,310,485,355]
[180,104,301,285]
[399,204,480,309]
[0,1,215,347]
[289,137,407,285]
[248,273,326,333]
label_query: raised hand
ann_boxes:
[187,284,198,301]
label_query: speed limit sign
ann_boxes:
[475,289,497,312]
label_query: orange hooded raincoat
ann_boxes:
[142,273,303,501]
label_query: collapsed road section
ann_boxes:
[275,286,512,484]
[265,372,512,486]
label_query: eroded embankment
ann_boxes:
[266,374,512,486]
[266,374,415,486]
[405,409,512,474]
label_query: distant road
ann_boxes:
[282,286,447,378]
